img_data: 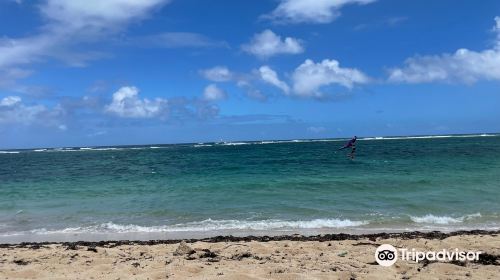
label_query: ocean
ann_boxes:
[1,134,499,242]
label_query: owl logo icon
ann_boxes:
[375,244,398,266]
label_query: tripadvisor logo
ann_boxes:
[375,244,398,266]
[375,244,481,266]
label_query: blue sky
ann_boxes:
[1,0,499,148]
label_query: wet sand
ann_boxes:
[1,230,499,279]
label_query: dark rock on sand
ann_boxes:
[475,253,500,265]
[87,246,98,253]
[231,252,253,261]
[64,243,79,250]
[198,249,218,258]
[13,259,30,265]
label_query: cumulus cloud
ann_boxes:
[0,86,222,133]
[0,96,45,125]
[201,59,369,100]
[200,66,256,87]
[105,86,168,118]
[242,30,304,58]
[203,84,227,101]
[264,0,376,24]
[200,66,234,82]
[291,59,369,97]
[200,65,274,101]
[388,17,500,84]
[0,95,65,127]
[258,66,290,94]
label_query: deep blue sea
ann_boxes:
[1,134,500,242]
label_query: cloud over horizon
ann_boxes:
[0,95,65,128]
[388,17,500,84]
[105,86,169,118]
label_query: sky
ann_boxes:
[0,0,499,149]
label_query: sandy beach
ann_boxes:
[1,231,499,279]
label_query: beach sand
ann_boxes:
[1,231,499,279]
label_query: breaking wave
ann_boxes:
[5,218,368,236]
[361,134,496,141]
[410,213,482,224]
[0,151,20,154]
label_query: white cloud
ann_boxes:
[242,30,304,58]
[200,65,282,101]
[291,59,369,97]
[201,60,369,100]
[264,0,376,24]
[40,0,168,32]
[0,96,22,106]
[200,67,256,97]
[0,35,56,70]
[200,66,234,82]
[105,86,168,118]
[258,66,290,94]
[0,96,64,126]
[388,17,500,84]
[0,0,169,79]
[203,84,227,101]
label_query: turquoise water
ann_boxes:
[1,134,500,241]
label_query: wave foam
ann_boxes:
[220,142,250,146]
[9,218,368,236]
[410,213,481,224]
[0,151,20,154]
[361,134,496,141]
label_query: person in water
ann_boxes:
[339,136,357,159]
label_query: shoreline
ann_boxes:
[2,229,499,279]
[2,229,499,247]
